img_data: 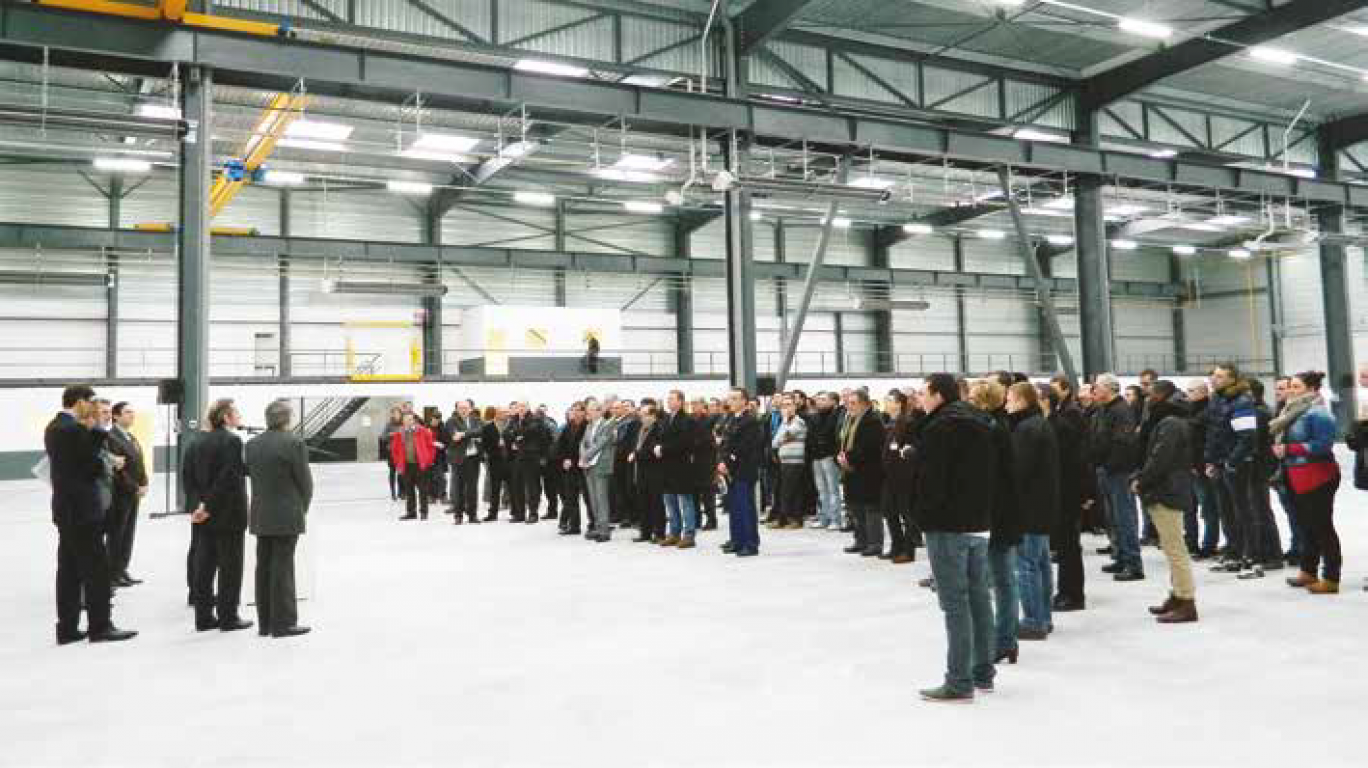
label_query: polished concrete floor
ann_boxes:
[4,458,1367,767]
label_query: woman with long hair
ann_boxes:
[480,406,509,522]
[968,379,1021,664]
[1048,374,1090,612]
[881,389,918,564]
[1005,382,1059,641]
[1274,371,1343,594]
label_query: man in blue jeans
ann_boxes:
[1090,374,1144,581]
[913,374,1002,703]
[718,387,765,557]
[657,390,699,548]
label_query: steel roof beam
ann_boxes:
[735,0,819,56]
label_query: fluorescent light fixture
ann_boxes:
[1046,234,1074,247]
[502,140,536,158]
[1207,214,1252,227]
[1229,248,1252,259]
[411,132,481,153]
[1108,203,1147,216]
[1250,47,1298,65]
[1175,221,1225,233]
[1148,148,1179,159]
[1013,128,1068,143]
[93,157,151,173]
[285,119,353,141]
[1118,18,1173,40]
[386,180,434,195]
[973,190,1005,204]
[261,170,305,186]
[277,139,347,152]
[623,200,664,214]
[1286,168,1316,179]
[1111,239,1139,250]
[322,279,447,297]
[858,298,931,311]
[849,176,895,190]
[1044,196,1076,210]
[977,229,1006,240]
[597,169,660,184]
[903,223,934,235]
[830,217,852,229]
[514,59,589,78]
[513,191,556,207]
[1172,245,1197,256]
[135,104,181,120]
[614,154,674,172]
[750,211,764,221]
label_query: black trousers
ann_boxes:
[255,535,299,634]
[1295,476,1342,582]
[191,527,245,621]
[777,464,806,525]
[695,483,717,527]
[106,492,140,576]
[560,468,586,532]
[542,461,561,518]
[638,482,666,539]
[509,459,542,520]
[452,460,481,520]
[1215,465,1247,559]
[485,459,508,518]
[387,458,401,500]
[611,464,636,525]
[402,462,429,517]
[1054,496,1085,601]
[56,522,112,634]
[882,480,916,555]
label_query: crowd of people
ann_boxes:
[42,364,1368,704]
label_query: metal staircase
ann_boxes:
[294,354,379,454]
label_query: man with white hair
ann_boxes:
[245,400,314,638]
[1089,373,1144,582]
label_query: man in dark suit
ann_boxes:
[839,389,888,557]
[507,401,552,524]
[46,384,137,645]
[718,388,765,557]
[445,399,484,524]
[246,400,314,639]
[105,402,148,588]
[611,400,641,528]
[184,398,253,632]
[657,390,698,548]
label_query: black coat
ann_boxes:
[105,426,148,498]
[481,421,506,464]
[1049,399,1089,513]
[614,416,641,469]
[658,410,696,494]
[1136,401,1194,511]
[838,409,886,506]
[554,420,586,468]
[719,412,764,483]
[444,413,483,464]
[633,420,666,492]
[1008,409,1060,536]
[913,400,1002,536]
[1184,397,1210,472]
[44,413,109,528]
[882,414,917,495]
[182,428,248,532]
[507,414,552,463]
[806,408,839,461]
[692,414,719,491]
[1089,396,1139,474]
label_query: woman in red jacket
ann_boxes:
[390,412,437,520]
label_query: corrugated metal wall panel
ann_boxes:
[216,185,282,236]
[690,216,777,262]
[291,190,423,243]
[832,54,918,106]
[563,271,672,313]
[765,41,829,91]
[498,0,595,44]
[1211,116,1265,158]
[923,67,997,118]
[1181,294,1272,364]
[961,236,1025,275]
[1278,251,1326,374]
[782,224,871,266]
[1006,80,1070,130]
[356,0,493,42]
[0,167,111,227]
[443,204,557,250]
[890,234,955,270]
[963,294,1037,370]
[509,16,616,60]
[1050,249,1077,278]
[1114,299,1176,371]
[1101,101,1144,140]
[119,173,178,228]
[621,16,711,74]
[1111,250,1170,282]
[565,212,673,257]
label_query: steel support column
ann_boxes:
[105,176,122,379]
[177,66,211,445]
[278,255,290,379]
[776,196,840,390]
[1074,109,1115,379]
[953,236,969,373]
[674,220,695,375]
[1265,256,1284,376]
[1170,254,1187,373]
[1035,246,1055,373]
[869,228,893,374]
[833,312,846,375]
[723,17,756,392]
[422,200,444,376]
[1316,135,1358,431]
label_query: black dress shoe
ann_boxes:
[398,514,417,521]
[272,626,311,639]
[861,549,882,557]
[509,517,526,524]
[632,535,651,543]
[878,552,895,561]
[89,626,138,643]
[1113,569,1145,582]
[1096,546,1114,556]
[120,573,143,586]
[57,629,88,646]
[527,514,539,524]
[1101,562,1125,574]
[1017,627,1049,641]
[721,541,736,553]
[843,545,865,554]
[220,617,255,632]
[735,548,759,557]
[482,514,497,522]
[1052,595,1085,612]
[195,617,221,632]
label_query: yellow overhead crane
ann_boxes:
[35,0,291,37]
[209,89,309,218]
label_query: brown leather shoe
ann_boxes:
[660,536,680,547]
[1148,593,1177,616]
[1286,572,1318,588]
[891,554,914,565]
[1308,579,1340,594]
[1156,598,1198,623]
[677,536,696,549]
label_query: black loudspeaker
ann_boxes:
[756,375,777,397]
[157,378,183,405]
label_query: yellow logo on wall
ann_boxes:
[525,328,549,350]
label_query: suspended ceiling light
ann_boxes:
[977,229,1006,240]
[1250,47,1298,65]
[830,217,852,229]
[1172,245,1197,256]
[1044,196,1075,210]
[614,154,674,172]
[623,200,664,214]
[387,180,434,195]
[1046,234,1074,246]
[514,59,589,78]
[1111,239,1139,250]
[277,139,347,152]
[597,169,660,183]
[858,298,930,311]
[322,279,447,297]
[502,140,536,158]
[903,223,934,235]
[286,119,353,141]
[849,176,895,190]
[1207,214,1252,227]
[1229,248,1253,259]
[750,211,764,221]
[402,132,481,163]
[513,191,556,207]
[1117,18,1173,40]
[261,170,305,186]
[1285,168,1317,179]
[94,157,151,173]
[1109,203,1147,216]
[1148,148,1179,159]
[134,103,181,120]
[1013,128,1068,143]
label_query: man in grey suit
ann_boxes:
[579,400,616,542]
[444,399,483,524]
[245,400,314,639]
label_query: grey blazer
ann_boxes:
[579,419,616,476]
[245,429,314,537]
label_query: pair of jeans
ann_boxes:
[924,532,996,695]
[1100,469,1142,573]
[988,544,1019,653]
[1015,534,1052,632]
[1149,504,1195,599]
[1193,472,1220,553]
[812,457,842,527]
[664,493,698,538]
[1214,466,1246,559]
[1295,475,1341,582]
[725,478,759,553]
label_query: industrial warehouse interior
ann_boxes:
[4,0,1368,766]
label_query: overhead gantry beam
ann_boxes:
[1320,111,1368,155]
[735,0,818,56]
[1081,0,1368,111]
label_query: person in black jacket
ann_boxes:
[657,390,699,548]
[880,390,917,563]
[1005,382,1060,641]
[808,392,843,530]
[968,380,1022,663]
[1133,381,1198,623]
[185,398,253,633]
[480,406,508,522]
[46,386,137,645]
[105,401,149,588]
[1091,374,1144,581]
[554,402,588,535]
[1183,381,1218,558]
[689,398,720,531]
[426,411,450,505]
[1047,375,1089,612]
[445,400,483,525]
[913,374,1000,703]
[1246,379,1284,575]
[838,389,887,558]
[630,402,667,543]
[506,402,552,524]
[611,400,641,528]
[719,388,764,557]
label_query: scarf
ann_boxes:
[840,409,861,454]
[1270,392,1318,440]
